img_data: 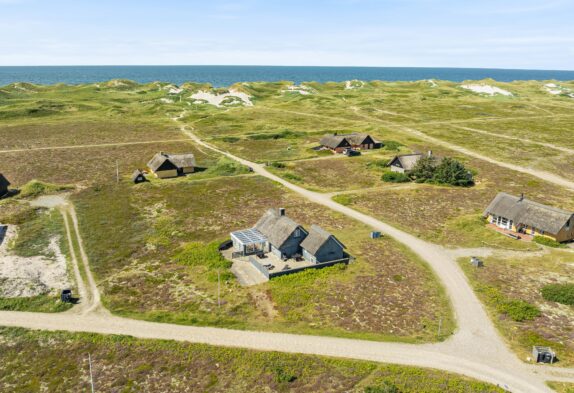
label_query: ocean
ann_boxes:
[0,66,573,87]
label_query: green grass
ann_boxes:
[18,180,73,198]
[533,236,566,248]
[0,295,72,312]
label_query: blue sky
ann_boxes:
[0,0,573,69]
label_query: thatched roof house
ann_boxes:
[300,225,346,263]
[388,153,423,173]
[255,208,308,258]
[147,152,196,178]
[0,174,10,196]
[484,192,574,242]
[319,135,351,152]
[320,133,379,153]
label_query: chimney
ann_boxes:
[519,193,524,202]
[428,150,433,157]
[279,208,286,216]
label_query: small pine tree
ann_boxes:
[409,156,438,183]
[433,157,474,186]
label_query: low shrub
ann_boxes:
[533,236,565,248]
[247,130,304,140]
[333,194,354,206]
[174,241,231,270]
[283,172,302,181]
[541,283,574,305]
[478,284,541,322]
[381,140,403,151]
[382,172,410,183]
[219,136,240,143]
[273,366,297,383]
[497,299,541,322]
[269,161,286,169]
[365,382,401,393]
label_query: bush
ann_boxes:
[533,236,565,248]
[219,136,240,143]
[247,130,304,140]
[273,366,297,384]
[541,283,574,305]
[364,382,401,393]
[174,241,231,270]
[382,172,410,183]
[283,172,302,181]
[381,140,403,151]
[269,161,286,169]
[497,299,541,322]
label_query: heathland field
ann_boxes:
[1,78,574,387]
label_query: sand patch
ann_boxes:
[544,83,574,98]
[190,89,253,107]
[282,84,315,95]
[427,79,438,88]
[0,225,70,298]
[345,80,365,90]
[461,84,513,96]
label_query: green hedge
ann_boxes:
[382,172,410,183]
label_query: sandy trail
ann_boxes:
[0,138,191,154]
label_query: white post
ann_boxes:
[116,161,119,183]
[437,317,442,338]
[88,353,95,393]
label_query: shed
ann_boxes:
[131,169,147,184]
[0,173,10,197]
[532,346,556,363]
[300,225,346,263]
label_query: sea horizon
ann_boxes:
[1,65,574,87]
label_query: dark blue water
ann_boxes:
[1,66,573,87]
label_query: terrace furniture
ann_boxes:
[282,265,290,271]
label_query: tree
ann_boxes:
[433,157,474,186]
[409,155,438,183]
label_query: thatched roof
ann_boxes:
[319,135,351,149]
[484,192,574,234]
[343,133,378,146]
[300,225,345,255]
[131,169,146,182]
[0,173,10,189]
[388,153,423,171]
[147,152,196,172]
[255,208,306,249]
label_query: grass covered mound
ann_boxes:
[18,180,72,198]
[541,283,574,306]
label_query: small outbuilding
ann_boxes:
[532,346,556,363]
[0,173,10,197]
[147,152,196,178]
[300,225,346,263]
[131,169,147,184]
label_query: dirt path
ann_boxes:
[0,138,191,154]
[450,125,574,155]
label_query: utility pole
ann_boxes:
[437,317,442,338]
[88,353,95,393]
[217,269,221,309]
